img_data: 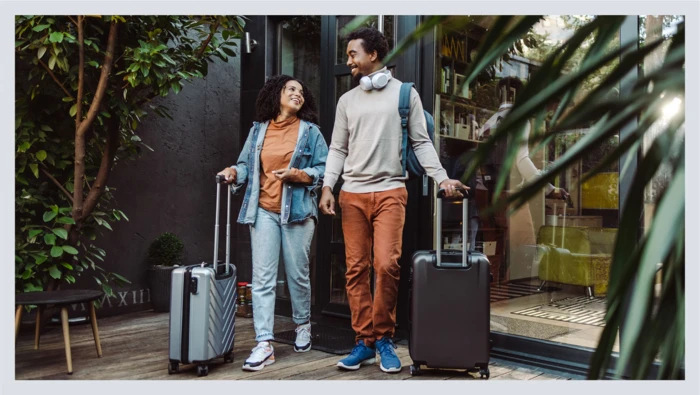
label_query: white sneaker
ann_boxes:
[242,341,275,371]
[294,322,312,352]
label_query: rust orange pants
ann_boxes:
[339,187,407,344]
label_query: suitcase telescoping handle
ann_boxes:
[436,187,469,268]
[214,175,232,275]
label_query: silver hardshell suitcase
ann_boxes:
[409,188,491,378]
[168,175,237,377]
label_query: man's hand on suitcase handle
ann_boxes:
[217,167,237,184]
[438,179,469,199]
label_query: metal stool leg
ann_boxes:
[537,281,546,291]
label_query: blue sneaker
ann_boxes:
[375,337,401,373]
[336,340,376,370]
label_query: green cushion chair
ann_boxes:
[536,226,617,296]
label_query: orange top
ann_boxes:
[258,116,313,213]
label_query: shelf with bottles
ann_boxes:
[439,94,494,118]
[442,136,481,144]
[438,57,473,100]
[435,94,493,142]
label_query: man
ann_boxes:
[318,27,468,374]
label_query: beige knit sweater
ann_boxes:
[323,73,448,193]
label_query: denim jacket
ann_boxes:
[231,120,328,225]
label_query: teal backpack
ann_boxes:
[398,82,435,180]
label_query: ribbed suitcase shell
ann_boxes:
[167,176,237,375]
[169,264,237,364]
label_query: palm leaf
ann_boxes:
[484,45,683,212]
[462,16,544,91]
[338,15,374,38]
[462,20,641,196]
[384,15,684,379]
[617,162,684,377]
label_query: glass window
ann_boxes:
[336,16,395,65]
[279,16,322,104]
[335,74,353,104]
[433,15,622,350]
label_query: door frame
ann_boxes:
[313,17,426,333]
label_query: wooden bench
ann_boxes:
[15,290,104,374]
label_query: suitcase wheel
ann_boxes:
[409,364,422,376]
[479,367,490,379]
[197,364,209,377]
[168,362,179,375]
[224,351,234,363]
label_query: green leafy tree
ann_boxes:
[15,15,245,296]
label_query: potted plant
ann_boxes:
[147,232,184,312]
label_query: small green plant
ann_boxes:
[147,232,184,267]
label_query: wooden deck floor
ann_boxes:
[15,310,578,380]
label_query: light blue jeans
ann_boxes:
[250,207,314,342]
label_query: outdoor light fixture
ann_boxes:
[245,32,258,53]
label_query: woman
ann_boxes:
[479,77,568,281]
[480,77,569,242]
[218,75,328,371]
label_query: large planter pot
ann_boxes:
[148,266,177,312]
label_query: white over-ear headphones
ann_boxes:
[359,70,392,91]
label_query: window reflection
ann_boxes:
[434,15,623,350]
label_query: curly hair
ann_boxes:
[346,27,390,61]
[255,75,319,124]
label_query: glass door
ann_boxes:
[271,16,322,306]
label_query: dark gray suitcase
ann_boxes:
[409,188,491,378]
[168,175,237,377]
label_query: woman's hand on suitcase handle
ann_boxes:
[217,167,237,184]
[438,179,469,199]
[547,187,570,201]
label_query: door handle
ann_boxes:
[245,32,258,53]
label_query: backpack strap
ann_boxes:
[399,82,414,176]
